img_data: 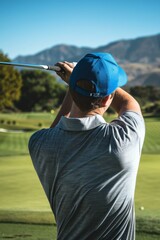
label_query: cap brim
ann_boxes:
[118,66,128,88]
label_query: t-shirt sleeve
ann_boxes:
[28,128,55,198]
[109,111,145,152]
[28,129,51,180]
[28,129,47,159]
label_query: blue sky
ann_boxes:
[0,0,160,59]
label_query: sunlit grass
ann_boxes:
[0,113,159,238]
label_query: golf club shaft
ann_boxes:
[0,61,61,72]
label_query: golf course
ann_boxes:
[0,112,160,240]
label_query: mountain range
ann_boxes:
[13,33,160,86]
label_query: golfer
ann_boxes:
[29,53,145,240]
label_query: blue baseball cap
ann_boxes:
[69,52,127,97]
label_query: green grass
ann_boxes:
[0,112,56,120]
[0,223,56,240]
[0,113,160,238]
[142,120,160,154]
[0,223,159,240]
[0,113,160,155]
[0,154,159,222]
[136,233,160,240]
[0,155,51,213]
[135,154,160,217]
[0,132,31,156]
[0,112,56,130]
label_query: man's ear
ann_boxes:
[101,93,115,107]
[101,95,110,107]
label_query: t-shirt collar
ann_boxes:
[58,114,107,131]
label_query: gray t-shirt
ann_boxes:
[29,111,145,240]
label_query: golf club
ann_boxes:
[0,61,62,72]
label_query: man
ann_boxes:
[29,53,145,240]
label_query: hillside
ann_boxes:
[95,33,160,64]
[14,45,93,65]
[13,33,160,86]
[128,71,160,87]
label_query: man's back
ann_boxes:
[29,112,145,240]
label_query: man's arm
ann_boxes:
[50,90,73,128]
[50,61,75,128]
[111,88,142,116]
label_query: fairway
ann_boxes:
[0,154,160,223]
[0,155,51,212]
[0,113,160,238]
[135,154,160,217]
[0,223,159,240]
[142,119,160,154]
[0,132,31,156]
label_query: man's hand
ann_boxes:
[55,61,75,84]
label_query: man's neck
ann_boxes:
[69,102,106,118]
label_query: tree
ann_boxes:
[16,70,66,112]
[0,51,22,111]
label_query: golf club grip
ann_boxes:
[48,65,61,71]
[48,62,77,71]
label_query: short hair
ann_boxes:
[69,79,105,112]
